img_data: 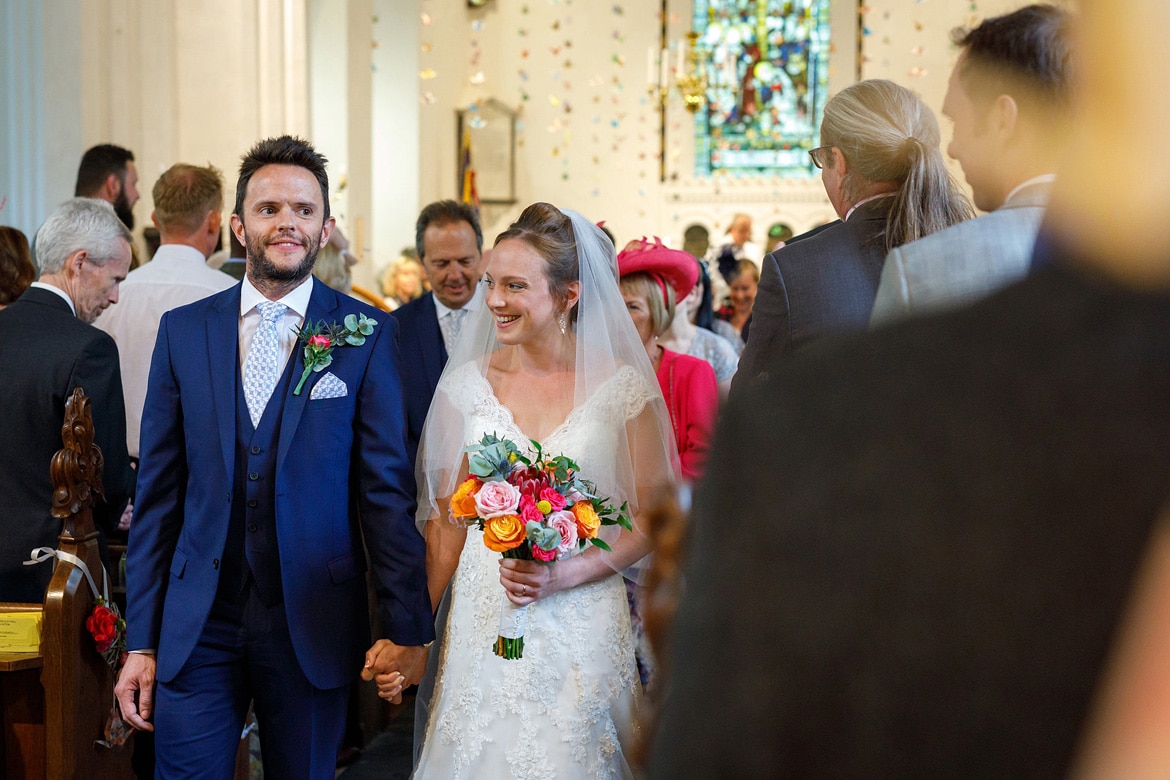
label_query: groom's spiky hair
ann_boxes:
[234,135,330,220]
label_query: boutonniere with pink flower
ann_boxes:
[292,313,377,395]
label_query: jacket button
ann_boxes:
[248,523,258,533]
[213,558,220,570]
[251,445,261,454]
[248,499,258,508]
[248,471,259,481]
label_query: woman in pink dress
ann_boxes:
[617,239,718,483]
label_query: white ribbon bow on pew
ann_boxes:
[23,546,112,604]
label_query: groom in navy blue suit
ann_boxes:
[116,136,433,778]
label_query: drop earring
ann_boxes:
[558,313,567,336]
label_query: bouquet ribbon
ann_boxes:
[24,546,111,604]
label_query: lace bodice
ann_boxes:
[415,362,658,780]
[440,360,659,470]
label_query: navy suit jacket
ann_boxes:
[390,293,447,465]
[733,198,892,392]
[126,280,433,689]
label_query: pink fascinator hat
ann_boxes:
[615,236,699,304]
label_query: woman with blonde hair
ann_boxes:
[380,252,425,311]
[734,79,973,390]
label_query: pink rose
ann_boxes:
[532,545,557,562]
[547,510,578,557]
[518,494,544,524]
[308,334,331,349]
[540,487,567,512]
[473,480,522,519]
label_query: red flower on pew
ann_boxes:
[85,597,126,669]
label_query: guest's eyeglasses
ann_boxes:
[808,146,833,169]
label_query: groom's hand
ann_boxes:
[361,639,429,702]
[115,652,157,731]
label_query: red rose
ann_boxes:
[86,604,119,653]
[308,334,331,349]
[532,544,556,562]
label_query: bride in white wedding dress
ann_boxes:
[403,203,678,779]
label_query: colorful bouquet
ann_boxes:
[450,433,633,659]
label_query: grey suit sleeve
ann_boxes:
[870,247,912,328]
[732,251,789,396]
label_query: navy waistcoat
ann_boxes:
[217,354,297,606]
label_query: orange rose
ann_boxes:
[450,477,482,520]
[483,514,526,552]
[571,502,601,539]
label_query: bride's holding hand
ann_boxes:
[400,202,677,779]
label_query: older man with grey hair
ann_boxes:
[0,197,135,602]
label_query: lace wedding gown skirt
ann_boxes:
[414,363,655,780]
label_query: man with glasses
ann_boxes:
[732,79,972,393]
[870,5,1073,326]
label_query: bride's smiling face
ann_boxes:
[484,238,566,346]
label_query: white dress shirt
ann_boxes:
[94,244,236,456]
[238,275,314,375]
[29,281,76,315]
[432,286,483,353]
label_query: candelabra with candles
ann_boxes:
[675,32,707,112]
[647,32,707,112]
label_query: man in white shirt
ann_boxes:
[870,4,1073,326]
[96,163,235,459]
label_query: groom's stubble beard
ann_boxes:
[245,228,322,285]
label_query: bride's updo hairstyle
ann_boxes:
[494,202,584,326]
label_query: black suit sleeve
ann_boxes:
[69,332,133,534]
[732,250,790,396]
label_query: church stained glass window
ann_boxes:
[693,0,833,177]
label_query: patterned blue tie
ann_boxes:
[243,301,289,428]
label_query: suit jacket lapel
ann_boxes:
[276,281,340,473]
[208,288,242,484]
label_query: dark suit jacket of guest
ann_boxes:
[0,287,133,601]
[651,259,1170,778]
[733,197,893,392]
[126,281,433,689]
[391,293,447,465]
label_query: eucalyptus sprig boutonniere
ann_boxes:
[292,313,377,395]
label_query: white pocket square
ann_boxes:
[309,372,348,400]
